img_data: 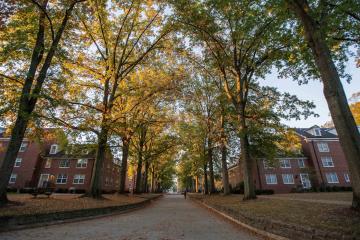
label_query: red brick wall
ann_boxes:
[37,157,95,191]
[0,139,43,189]
[302,139,351,187]
[255,158,313,193]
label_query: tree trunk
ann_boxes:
[135,149,143,193]
[119,137,130,193]
[203,161,208,194]
[220,114,230,195]
[207,138,216,193]
[0,0,78,205]
[151,165,155,193]
[238,106,256,200]
[288,0,360,210]
[142,160,149,193]
[195,176,199,193]
[0,115,31,204]
[89,126,109,198]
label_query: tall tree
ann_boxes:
[0,0,85,205]
[55,0,172,197]
[285,0,360,210]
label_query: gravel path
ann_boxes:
[0,194,260,240]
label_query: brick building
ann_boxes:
[0,128,128,193]
[228,125,352,193]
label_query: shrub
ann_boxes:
[19,187,35,194]
[74,189,86,194]
[55,188,69,193]
[7,187,17,193]
[255,189,274,195]
[230,182,244,194]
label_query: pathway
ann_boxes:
[0,194,260,240]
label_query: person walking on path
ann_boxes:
[184,189,187,199]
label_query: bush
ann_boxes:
[102,190,117,194]
[75,189,86,194]
[7,187,17,193]
[19,187,35,194]
[230,182,244,194]
[55,188,69,193]
[255,189,274,195]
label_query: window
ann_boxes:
[73,174,85,184]
[59,159,70,168]
[317,143,329,152]
[326,173,339,183]
[76,159,88,168]
[321,156,334,167]
[14,158,22,167]
[50,144,58,154]
[298,159,305,168]
[279,159,291,168]
[265,174,277,184]
[45,159,51,168]
[282,174,295,184]
[9,173,17,183]
[263,160,274,169]
[19,142,28,152]
[56,174,67,184]
[300,173,312,189]
[344,173,351,183]
[314,128,321,136]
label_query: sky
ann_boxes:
[259,56,360,128]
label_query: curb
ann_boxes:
[0,195,162,233]
[191,198,289,240]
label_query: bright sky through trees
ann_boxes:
[264,54,359,127]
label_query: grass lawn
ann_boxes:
[190,193,360,238]
[262,192,353,203]
[0,193,158,217]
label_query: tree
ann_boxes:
[53,0,172,198]
[285,0,360,210]
[0,0,85,205]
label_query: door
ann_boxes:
[300,173,311,189]
[38,174,49,188]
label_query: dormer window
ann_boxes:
[49,144,58,154]
[314,128,321,136]
[19,142,28,152]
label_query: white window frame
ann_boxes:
[73,174,85,184]
[314,128,321,136]
[279,159,291,169]
[263,160,273,169]
[298,159,305,168]
[56,174,67,184]
[76,159,88,168]
[59,159,70,168]
[321,156,334,167]
[282,174,295,184]
[50,144,58,154]
[19,142,28,152]
[14,158,22,167]
[325,172,339,183]
[317,142,329,152]
[45,159,51,168]
[300,173,312,189]
[9,173,17,183]
[344,173,350,183]
[265,174,277,185]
